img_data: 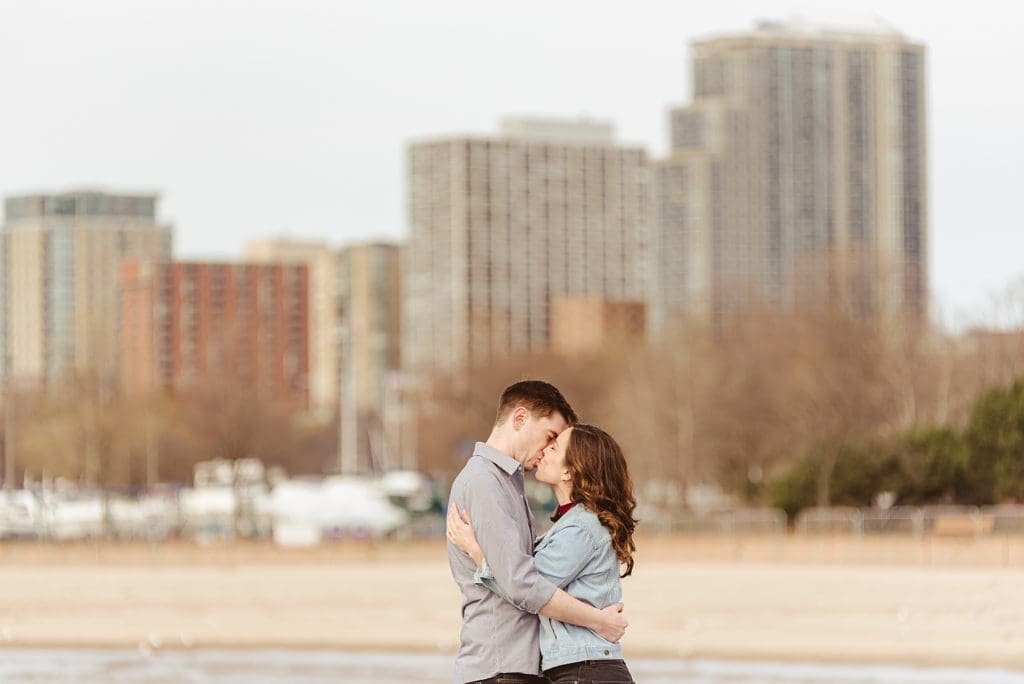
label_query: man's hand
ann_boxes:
[594,602,628,643]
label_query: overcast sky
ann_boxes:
[0,0,1020,330]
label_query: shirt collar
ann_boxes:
[474,441,522,476]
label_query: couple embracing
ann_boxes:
[446,380,637,684]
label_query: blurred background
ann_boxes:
[1,1,1023,682]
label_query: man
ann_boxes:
[447,380,628,684]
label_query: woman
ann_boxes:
[447,423,638,684]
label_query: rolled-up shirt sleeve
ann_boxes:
[473,559,516,607]
[463,474,557,614]
[473,558,495,583]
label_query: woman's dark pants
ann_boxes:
[544,659,634,683]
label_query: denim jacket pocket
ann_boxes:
[541,616,558,642]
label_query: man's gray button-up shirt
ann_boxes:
[447,442,558,683]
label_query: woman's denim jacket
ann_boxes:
[475,503,623,671]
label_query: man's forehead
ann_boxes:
[538,413,569,431]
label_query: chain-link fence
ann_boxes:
[794,504,1024,538]
[657,507,787,535]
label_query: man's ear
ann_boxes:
[512,406,528,431]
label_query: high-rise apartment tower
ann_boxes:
[405,117,647,379]
[1,190,172,385]
[650,19,927,332]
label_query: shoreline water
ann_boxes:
[1,649,1023,684]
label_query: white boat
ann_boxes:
[45,495,105,541]
[0,490,41,539]
[319,475,408,538]
[269,476,408,547]
[179,485,237,540]
[379,470,434,512]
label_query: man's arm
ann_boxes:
[457,474,556,614]
[471,567,627,642]
[455,491,628,642]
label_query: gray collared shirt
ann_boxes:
[447,442,558,683]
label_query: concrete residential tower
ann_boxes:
[405,117,647,381]
[1,190,172,385]
[336,242,402,422]
[650,18,927,332]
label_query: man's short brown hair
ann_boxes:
[494,380,578,426]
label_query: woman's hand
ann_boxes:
[446,506,485,568]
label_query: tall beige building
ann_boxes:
[336,242,402,420]
[1,190,172,385]
[650,19,927,332]
[406,117,648,379]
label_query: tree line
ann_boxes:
[1,379,336,489]
[3,304,1024,514]
[416,306,1024,517]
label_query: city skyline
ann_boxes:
[1,1,1021,331]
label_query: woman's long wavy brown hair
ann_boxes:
[563,424,638,577]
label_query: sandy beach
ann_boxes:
[1,535,1022,670]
